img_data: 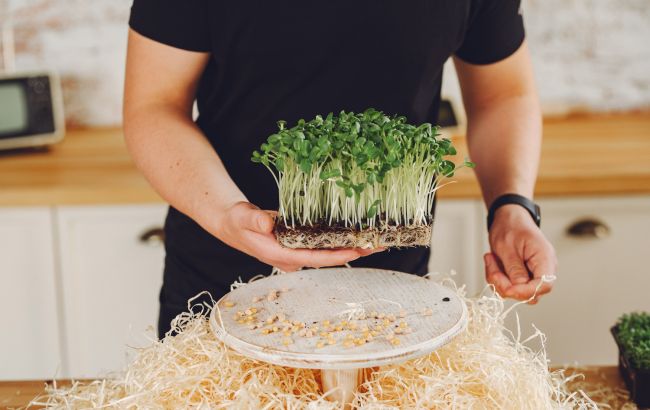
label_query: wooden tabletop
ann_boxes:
[0,113,649,206]
[0,366,636,409]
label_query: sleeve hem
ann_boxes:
[455,34,525,66]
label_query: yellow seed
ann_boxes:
[422,308,433,316]
[391,338,401,346]
[387,314,396,322]
[370,311,377,318]
[323,320,331,326]
[250,307,258,314]
[341,320,348,326]
[343,340,354,348]
[399,321,408,328]
[237,311,245,317]
[345,333,354,340]
[335,325,343,331]
[374,325,383,331]
[355,338,365,346]
[316,341,325,349]
[282,338,293,346]
[237,319,245,324]
[361,326,369,332]
[320,331,328,337]
[378,313,386,319]
[312,326,319,332]
[261,328,271,334]
[371,330,379,337]
[223,301,235,308]
[272,326,279,332]
[327,338,336,345]
[383,319,390,326]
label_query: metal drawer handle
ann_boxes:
[566,218,610,239]
[139,227,165,245]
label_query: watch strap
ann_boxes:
[487,193,541,231]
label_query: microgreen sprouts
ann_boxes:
[252,108,473,228]
[616,312,650,370]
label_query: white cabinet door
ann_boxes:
[56,204,167,378]
[0,208,61,380]
[429,200,484,294]
[507,196,650,366]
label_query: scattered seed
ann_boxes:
[421,308,433,316]
[223,301,235,308]
[316,341,325,349]
[282,338,293,346]
[390,338,401,346]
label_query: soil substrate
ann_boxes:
[275,221,432,249]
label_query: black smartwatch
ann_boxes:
[487,193,541,231]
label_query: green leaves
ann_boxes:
[617,312,650,370]
[250,109,466,226]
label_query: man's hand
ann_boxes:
[485,204,557,303]
[211,201,383,273]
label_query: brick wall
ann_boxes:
[3,0,649,126]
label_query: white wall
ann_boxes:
[3,0,649,126]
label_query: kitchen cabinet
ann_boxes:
[505,196,650,365]
[56,205,167,378]
[0,208,61,380]
[429,200,485,294]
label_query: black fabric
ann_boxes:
[128,0,525,338]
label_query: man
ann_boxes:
[124,0,557,338]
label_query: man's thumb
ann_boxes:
[241,206,275,233]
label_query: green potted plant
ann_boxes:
[251,108,471,249]
[611,311,650,408]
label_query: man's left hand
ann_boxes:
[485,204,558,304]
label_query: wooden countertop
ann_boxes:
[0,366,637,409]
[0,113,649,206]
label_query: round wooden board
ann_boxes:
[209,268,467,370]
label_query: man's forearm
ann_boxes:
[465,94,542,207]
[123,106,246,233]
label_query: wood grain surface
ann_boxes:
[0,113,649,206]
[210,268,466,370]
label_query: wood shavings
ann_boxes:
[31,276,599,409]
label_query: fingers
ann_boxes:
[245,231,367,269]
[496,246,531,286]
[484,253,512,296]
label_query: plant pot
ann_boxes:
[611,326,650,408]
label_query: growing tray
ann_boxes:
[611,326,650,408]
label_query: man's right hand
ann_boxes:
[211,201,382,272]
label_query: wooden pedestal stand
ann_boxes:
[209,268,467,407]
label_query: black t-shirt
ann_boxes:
[129,0,525,318]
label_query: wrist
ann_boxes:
[487,193,541,232]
